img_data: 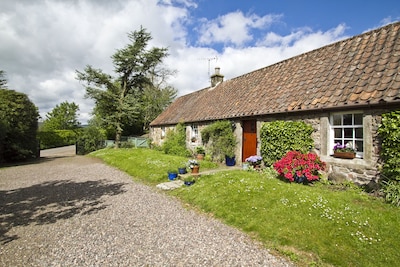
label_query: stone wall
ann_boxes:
[149,107,398,185]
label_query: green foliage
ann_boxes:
[0,70,7,88]
[260,121,314,166]
[0,88,39,162]
[378,110,400,182]
[141,69,177,131]
[161,122,190,157]
[41,101,80,131]
[76,126,106,155]
[38,130,79,149]
[381,180,400,207]
[201,120,237,161]
[77,27,169,147]
[91,148,217,185]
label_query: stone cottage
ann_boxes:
[150,22,400,185]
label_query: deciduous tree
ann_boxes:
[41,101,80,131]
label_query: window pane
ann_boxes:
[354,114,363,125]
[344,128,353,138]
[333,114,342,125]
[334,128,342,138]
[343,114,352,125]
[356,141,363,152]
[355,128,363,138]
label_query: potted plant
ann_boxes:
[245,155,263,169]
[167,169,178,180]
[178,165,187,174]
[187,159,200,174]
[195,146,205,160]
[183,176,196,186]
[333,142,356,159]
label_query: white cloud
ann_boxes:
[0,0,349,124]
[197,11,282,46]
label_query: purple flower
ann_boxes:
[245,155,263,164]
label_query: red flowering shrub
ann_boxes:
[273,151,326,182]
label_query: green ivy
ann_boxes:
[201,120,237,161]
[260,121,314,166]
[378,110,400,182]
[161,122,191,157]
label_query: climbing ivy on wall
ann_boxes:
[260,120,314,166]
[378,110,400,182]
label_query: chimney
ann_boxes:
[210,67,224,87]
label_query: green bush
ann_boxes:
[161,122,191,157]
[378,110,400,182]
[201,120,237,161]
[381,180,400,207]
[0,89,39,162]
[38,130,79,149]
[76,126,106,155]
[260,121,314,166]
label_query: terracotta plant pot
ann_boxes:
[191,165,200,174]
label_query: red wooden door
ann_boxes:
[242,120,257,162]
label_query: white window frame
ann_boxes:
[161,126,166,139]
[191,124,199,142]
[329,112,364,158]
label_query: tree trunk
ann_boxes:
[115,130,122,148]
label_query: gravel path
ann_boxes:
[0,146,294,266]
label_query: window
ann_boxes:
[191,124,199,142]
[330,112,363,157]
[161,127,166,139]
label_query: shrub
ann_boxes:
[260,121,314,166]
[76,126,106,155]
[273,151,326,183]
[38,130,79,149]
[201,120,237,161]
[378,110,400,182]
[0,89,39,162]
[161,122,191,157]
[381,180,400,207]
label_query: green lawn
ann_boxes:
[91,148,400,267]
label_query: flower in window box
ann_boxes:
[333,142,356,153]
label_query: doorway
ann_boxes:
[242,120,257,162]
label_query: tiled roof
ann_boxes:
[151,22,400,126]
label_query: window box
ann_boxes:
[333,151,356,159]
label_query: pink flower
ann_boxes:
[273,151,326,183]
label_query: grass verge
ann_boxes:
[91,148,400,267]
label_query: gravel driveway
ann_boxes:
[0,146,293,266]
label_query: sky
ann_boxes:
[1,0,399,124]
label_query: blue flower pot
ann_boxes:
[178,168,187,174]
[225,156,236,166]
[168,172,178,180]
[184,180,195,186]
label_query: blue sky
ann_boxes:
[1,0,398,123]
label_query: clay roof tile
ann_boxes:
[151,22,400,126]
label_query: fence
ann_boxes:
[104,137,149,148]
